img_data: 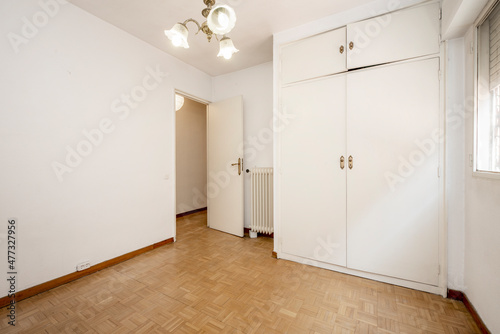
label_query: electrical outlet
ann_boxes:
[76,261,91,271]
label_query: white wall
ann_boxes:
[0,0,211,293]
[445,38,466,290]
[462,28,500,334]
[212,62,274,227]
[444,1,500,331]
[176,98,207,214]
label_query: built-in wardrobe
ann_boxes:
[275,1,446,295]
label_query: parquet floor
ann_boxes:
[0,211,480,333]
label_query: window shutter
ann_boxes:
[490,4,500,90]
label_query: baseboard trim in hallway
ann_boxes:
[447,289,491,334]
[176,207,207,218]
[0,237,174,309]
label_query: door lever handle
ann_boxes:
[231,158,242,175]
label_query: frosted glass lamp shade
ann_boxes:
[165,23,189,48]
[207,4,237,35]
[175,94,185,111]
[217,37,239,60]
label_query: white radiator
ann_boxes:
[250,168,274,235]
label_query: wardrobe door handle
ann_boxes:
[349,41,354,50]
[348,156,353,169]
[340,156,345,169]
[340,45,345,54]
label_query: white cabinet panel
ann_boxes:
[281,28,347,85]
[281,75,347,266]
[346,58,440,286]
[347,3,440,69]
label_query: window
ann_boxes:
[476,1,500,174]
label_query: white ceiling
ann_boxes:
[69,0,377,76]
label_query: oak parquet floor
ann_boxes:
[0,211,480,333]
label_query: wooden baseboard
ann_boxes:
[176,207,207,218]
[244,227,274,238]
[447,289,491,334]
[0,237,174,309]
[447,289,464,301]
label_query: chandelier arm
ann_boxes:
[182,19,202,34]
[165,1,237,58]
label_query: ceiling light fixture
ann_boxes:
[164,0,239,60]
[175,94,185,111]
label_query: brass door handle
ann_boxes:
[339,45,344,54]
[349,41,354,50]
[340,156,345,169]
[348,156,353,169]
[231,158,242,175]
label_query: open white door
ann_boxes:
[207,96,244,237]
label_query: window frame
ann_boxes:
[473,0,500,179]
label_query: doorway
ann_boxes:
[175,93,208,216]
[174,91,245,238]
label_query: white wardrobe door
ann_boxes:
[346,3,440,70]
[281,75,347,266]
[346,58,440,285]
[281,27,347,85]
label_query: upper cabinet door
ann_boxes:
[346,2,440,69]
[281,27,347,85]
